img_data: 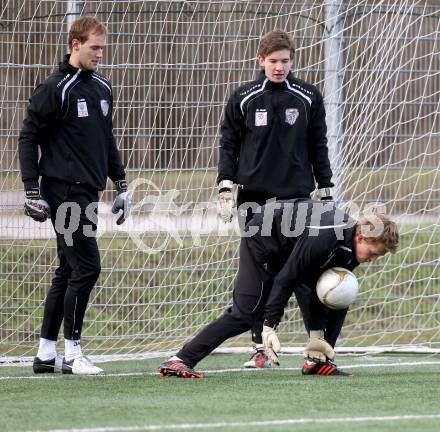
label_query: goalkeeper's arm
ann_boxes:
[217,91,242,185]
[216,91,243,224]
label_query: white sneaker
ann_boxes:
[62,355,104,375]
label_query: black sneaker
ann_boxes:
[33,356,56,374]
[158,360,204,378]
[302,358,353,376]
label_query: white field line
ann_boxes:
[27,414,440,432]
[1,360,440,381]
[3,347,440,366]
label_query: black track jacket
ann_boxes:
[19,55,125,191]
[244,199,359,329]
[218,71,333,198]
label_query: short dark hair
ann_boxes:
[68,16,107,48]
[258,30,295,59]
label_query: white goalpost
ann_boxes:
[0,0,439,360]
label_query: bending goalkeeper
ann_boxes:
[158,199,399,378]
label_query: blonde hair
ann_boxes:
[356,214,399,253]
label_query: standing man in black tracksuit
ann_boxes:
[217,30,334,368]
[158,200,399,378]
[18,17,130,375]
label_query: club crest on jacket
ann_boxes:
[100,99,109,117]
[285,108,299,125]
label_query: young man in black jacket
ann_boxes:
[159,200,399,378]
[18,17,130,375]
[217,30,334,367]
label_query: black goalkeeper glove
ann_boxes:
[24,187,51,223]
[112,179,131,225]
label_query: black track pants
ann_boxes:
[236,189,276,345]
[236,189,346,348]
[177,238,273,367]
[40,178,101,341]
[236,189,312,345]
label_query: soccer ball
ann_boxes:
[316,267,359,310]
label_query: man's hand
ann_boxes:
[262,325,281,365]
[24,187,50,222]
[217,180,234,223]
[112,179,131,225]
[304,330,335,361]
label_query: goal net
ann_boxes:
[1,0,439,359]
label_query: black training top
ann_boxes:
[19,54,125,191]
[218,71,333,198]
[244,199,359,329]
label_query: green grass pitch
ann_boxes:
[1,353,440,432]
